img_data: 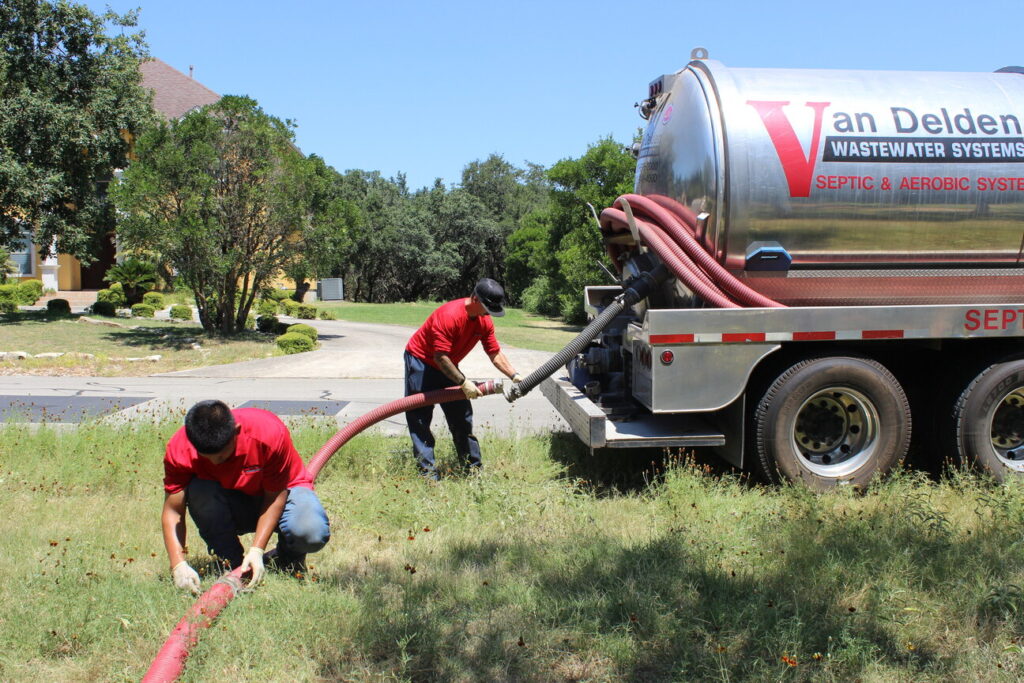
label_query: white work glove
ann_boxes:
[240,546,266,586]
[512,373,524,384]
[172,560,201,594]
[460,379,483,400]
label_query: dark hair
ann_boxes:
[184,400,236,454]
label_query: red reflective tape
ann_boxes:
[722,332,766,343]
[862,329,904,339]
[793,331,836,341]
[649,334,694,344]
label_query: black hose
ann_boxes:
[506,264,669,401]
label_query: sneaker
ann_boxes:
[264,547,307,576]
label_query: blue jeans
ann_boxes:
[404,351,481,478]
[185,478,330,568]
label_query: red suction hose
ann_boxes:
[142,569,245,682]
[307,380,503,479]
[142,379,503,681]
[604,194,784,309]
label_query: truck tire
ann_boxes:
[754,355,911,490]
[953,358,1024,481]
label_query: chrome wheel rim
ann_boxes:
[793,387,879,478]
[990,387,1024,471]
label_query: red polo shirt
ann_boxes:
[405,298,501,369]
[163,408,314,496]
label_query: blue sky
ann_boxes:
[87,0,1023,191]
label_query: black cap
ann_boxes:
[473,278,505,317]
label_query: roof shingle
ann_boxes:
[140,58,221,119]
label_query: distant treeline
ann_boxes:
[322,138,636,323]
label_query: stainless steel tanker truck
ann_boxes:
[532,49,1024,489]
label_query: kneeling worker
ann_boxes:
[161,400,330,593]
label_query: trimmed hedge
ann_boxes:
[257,314,279,333]
[91,301,117,317]
[96,284,126,307]
[279,299,300,315]
[256,298,278,317]
[275,332,314,354]
[296,303,317,319]
[16,279,42,305]
[0,284,16,305]
[142,292,165,309]
[169,304,192,320]
[0,300,16,314]
[131,303,155,318]
[318,309,336,320]
[286,323,318,342]
[47,298,71,316]
[264,289,292,302]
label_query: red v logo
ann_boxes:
[747,100,830,197]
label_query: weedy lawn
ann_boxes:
[0,311,282,376]
[3,422,1024,681]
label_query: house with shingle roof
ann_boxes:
[13,59,221,295]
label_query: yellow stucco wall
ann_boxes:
[58,254,81,290]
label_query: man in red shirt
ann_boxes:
[161,400,330,593]
[404,278,522,479]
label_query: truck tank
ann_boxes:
[635,53,1024,306]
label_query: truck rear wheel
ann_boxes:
[754,356,911,489]
[953,358,1024,481]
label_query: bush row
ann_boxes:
[0,280,44,310]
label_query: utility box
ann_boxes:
[318,278,344,301]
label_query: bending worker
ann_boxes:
[161,399,330,593]
[404,278,522,478]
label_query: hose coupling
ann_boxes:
[474,378,503,397]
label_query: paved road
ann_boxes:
[0,316,569,438]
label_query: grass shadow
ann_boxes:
[546,431,741,496]
[309,503,983,681]
[0,309,78,325]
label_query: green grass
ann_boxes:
[3,421,1024,681]
[0,311,283,376]
[317,300,581,353]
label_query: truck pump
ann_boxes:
[516,49,1024,491]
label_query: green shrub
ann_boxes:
[318,309,336,320]
[169,304,192,320]
[0,283,17,305]
[91,301,116,316]
[15,279,42,305]
[131,303,155,318]
[256,315,279,333]
[286,323,318,342]
[103,258,156,306]
[275,332,314,354]
[96,285,126,307]
[279,299,300,315]
[256,298,278,316]
[142,292,165,309]
[520,276,562,318]
[296,303,317,319]
[47,298,71,316]
[264,289,292,302]
[0,300,17,314]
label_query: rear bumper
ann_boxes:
[540,374,725,449]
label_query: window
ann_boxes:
[8,233,34,276]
